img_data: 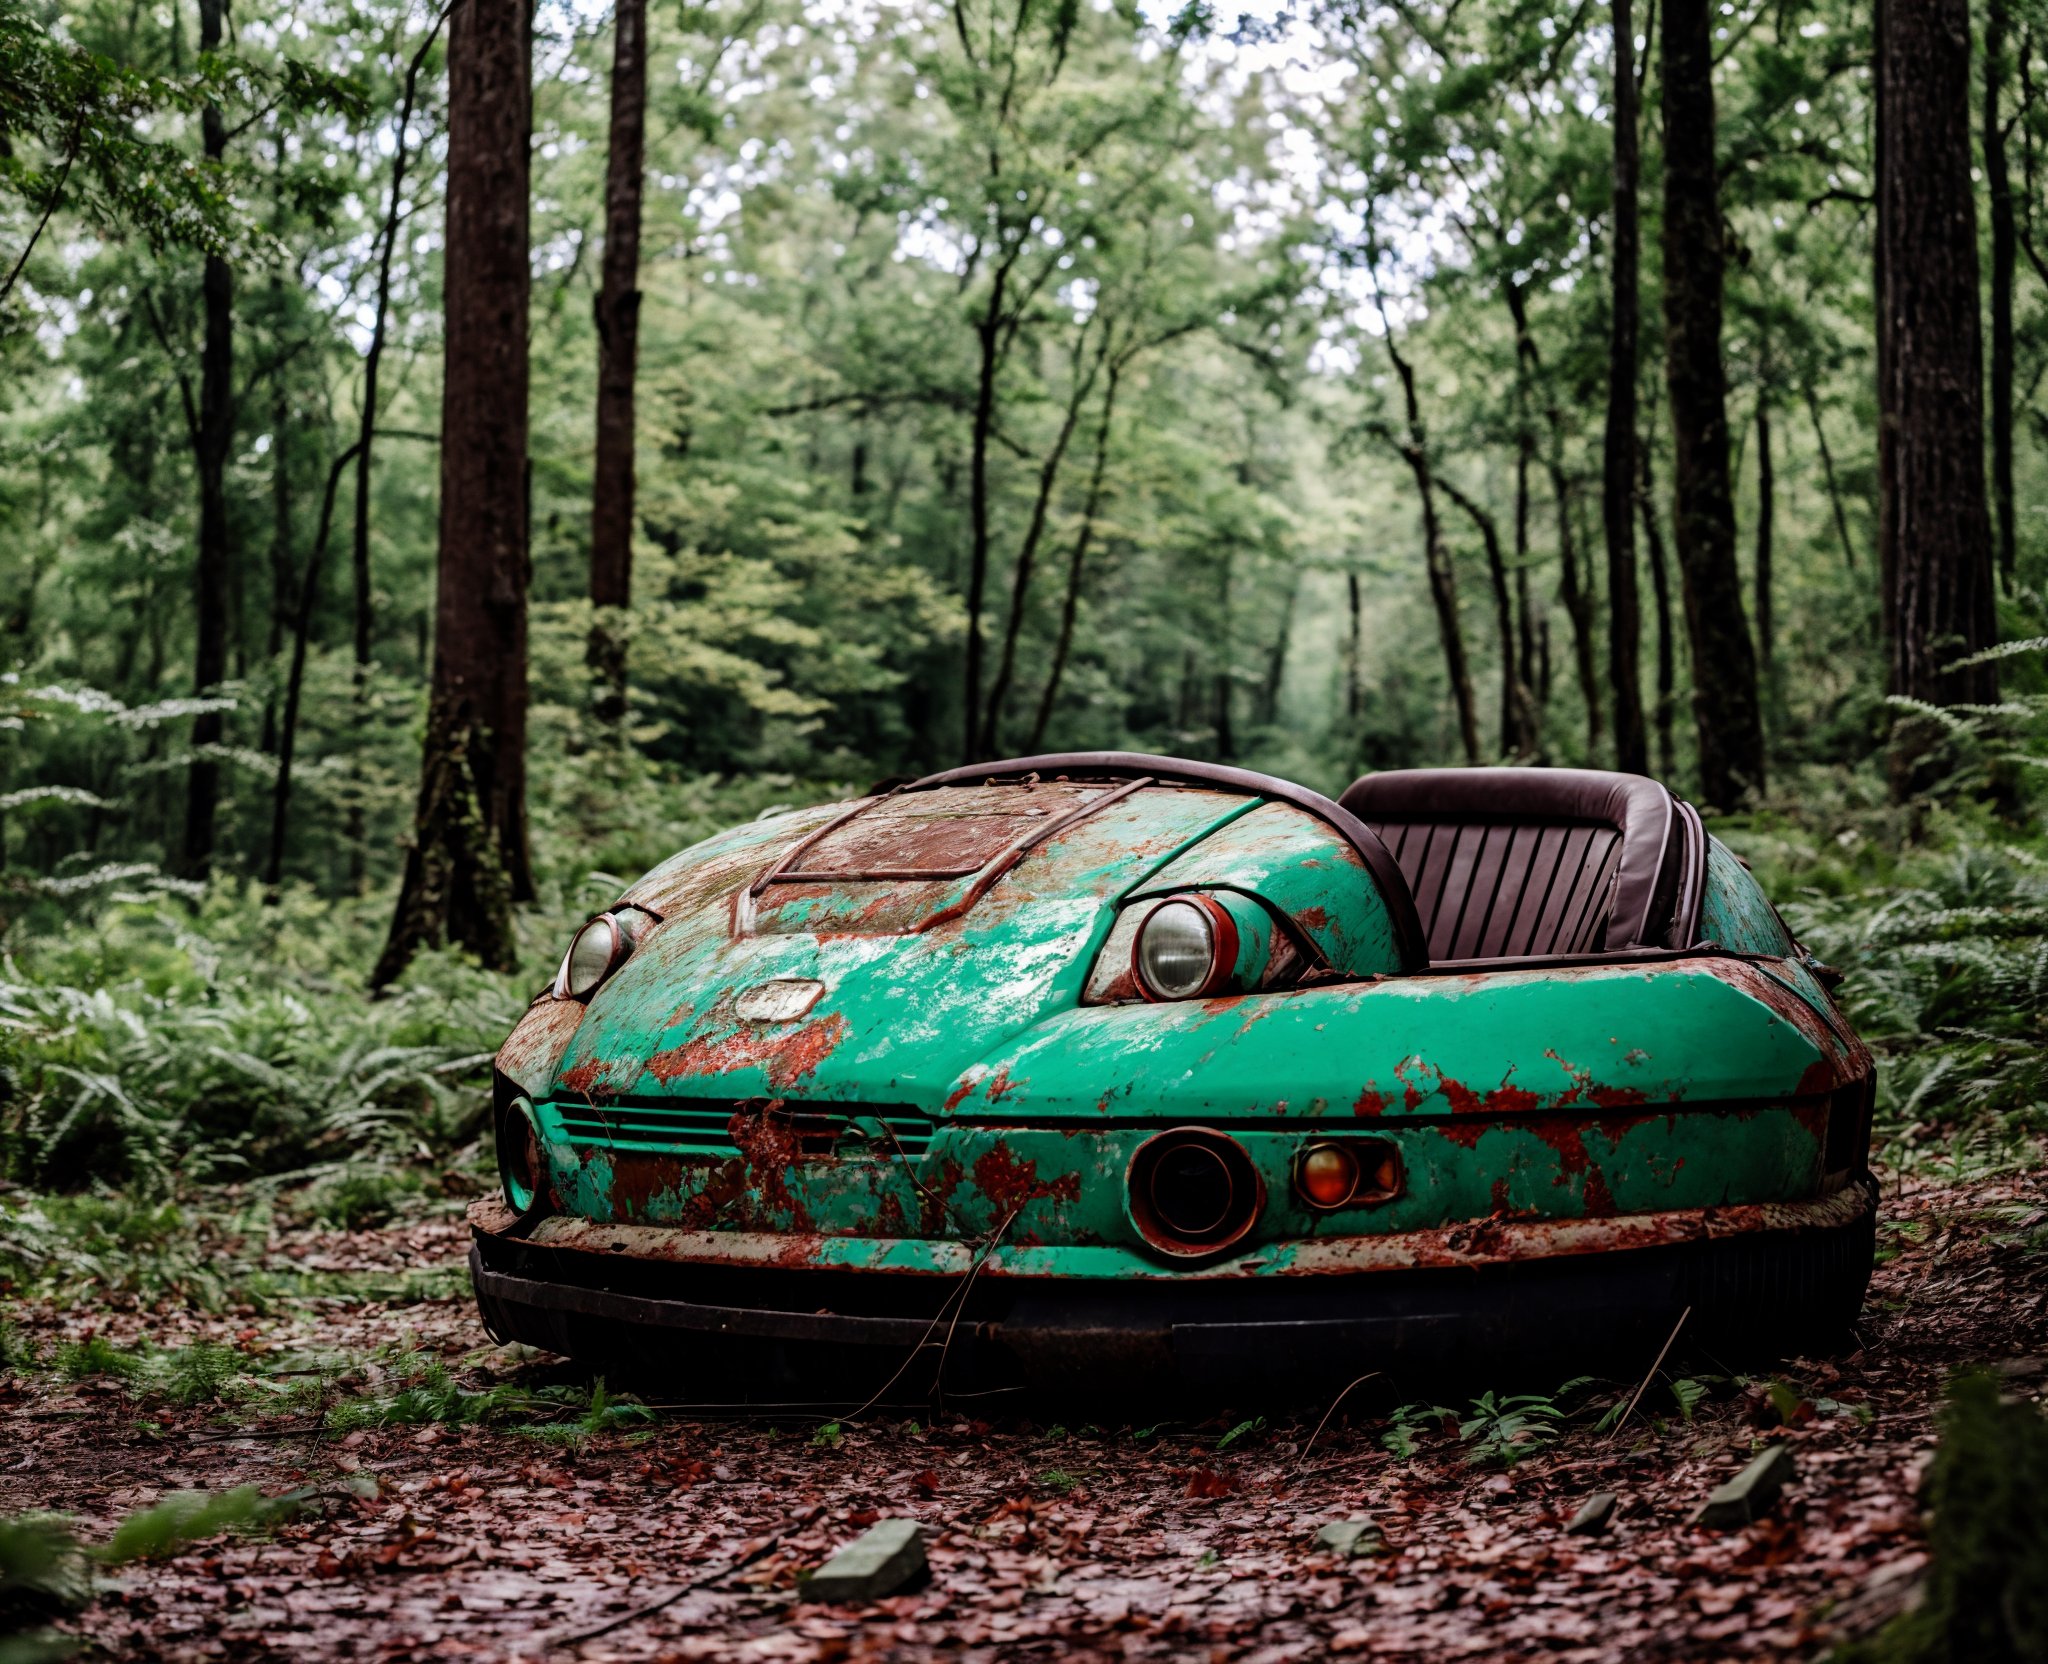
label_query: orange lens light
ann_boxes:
[1298,1143,1359,1209]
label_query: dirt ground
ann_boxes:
[4,1167,2043,1663]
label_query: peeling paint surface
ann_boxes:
[490,780,1873,1280]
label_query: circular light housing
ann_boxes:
[1133,897,1238,1001]
[1297,1143,1361,1210]
[498,1096,544,1214]
[560,915,622,999]
[1127,1127,1262,1259]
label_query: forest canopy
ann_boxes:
[0,0,2040,993]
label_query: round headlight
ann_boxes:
[1133,897,1234,1000]
[561,915,621,999]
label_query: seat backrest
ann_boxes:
[1337,767,1700,962]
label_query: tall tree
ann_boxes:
[1985,0,2017,588]
[374,0,533,986]
[181,0,235,877]
[1603,0,1648,775]
[1366,234,1482,768]
[1876,0,1999,724]
[1658,0,1766,806]
[587,0,647,727]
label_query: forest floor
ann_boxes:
[4,1165,2043,1663]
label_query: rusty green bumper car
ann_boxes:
[469,755,1876,1401]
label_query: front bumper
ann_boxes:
[468,1183,1876,1402]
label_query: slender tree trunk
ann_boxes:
[1754,386,1774,667]
[1439,476,1528,758]
[1803,382,1859,569]
[962,274,1008,762]
[350,7,449,884]
[1987,0,2017,588]
[1213,547,1235,761]
[1345,568,1363,725]
[1378,334,1482,767]
[267,442,365,893]
[1604,0,1648,774]
[1506,281,1600,753]
[1638,437,1678,782]
[1258,576,1297,727]
[588,0,647,725]
[1027,360,1121,752]
[1876,0,1999,735]
[1659,0,1766,806]
[981,323,1103,754]
[260,368,292,755]
[182,0,234,879]
[1513,430,1539,736]
[374,0,532,986]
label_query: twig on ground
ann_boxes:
[1609,1305,1691,1441]
[1293,1372,1383,1476]
[544,1527,792,1650]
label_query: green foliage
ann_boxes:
[1835,1373,2048,1664]
[156,1342,242,1409]
[51,1334,142,1381]
[0,1512,91,1627]
[1215,1415,1266,1451]
[97,1486,267,1565]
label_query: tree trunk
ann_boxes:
[981,323,1103,754]
[1345,568,1363,725]
[1027,360,1121,753]
[182,0,234,879]
[1754,387,1774,667]
[375,0,533,987]
[267,442,364,893]
[1876,0,2000,730]
[1604,0,1648,775]
[1379,337,1482,766]
[350,9,447,884]
[1506,281,1599,754]
[1638,437,1678,782]
[588,0,647,726]
[1658,0,1766,807]
[260,367,292,755]
[1987,0,2017,588]
[962,276,1007,762]
[1439,476,1529,759]
[1803,382,1858,569]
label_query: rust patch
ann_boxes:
[984,1067,1023,1104]
[971,1143,1082,1229]
[1296,905,1329,930]
[1485,1082,1543,1114]
[1353,1085,1387,1117]
[1589,1086,1649,1109]
[919,1156,965,1237]
[646,1012,850,1091]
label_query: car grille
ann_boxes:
[545,1099,937,1160]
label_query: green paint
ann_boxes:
[495,783,1864,1269]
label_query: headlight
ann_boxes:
[1133,896,1238,1000]
[557,914,624,1000]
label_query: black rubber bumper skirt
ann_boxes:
[470,1201,1876,1405]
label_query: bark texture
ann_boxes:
[183,0,233,878]
[1603,0,1648,775]
[588,0,647,725]
[1986,0,2017,587]
[1876,0,1999,717]
[375,0,532,986]
[1658,0,1765,806]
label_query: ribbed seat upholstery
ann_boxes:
[1338,768,1705,964]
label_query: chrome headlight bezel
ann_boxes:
[1131,895,1240,1002]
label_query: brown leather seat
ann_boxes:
[1338,768,1705,962]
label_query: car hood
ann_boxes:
[530,782,1272,1110]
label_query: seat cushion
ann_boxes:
[1338,767,1701,961]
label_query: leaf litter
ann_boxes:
[0,1164,2039,1661]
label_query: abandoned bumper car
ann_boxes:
[470,755,1875,1399]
